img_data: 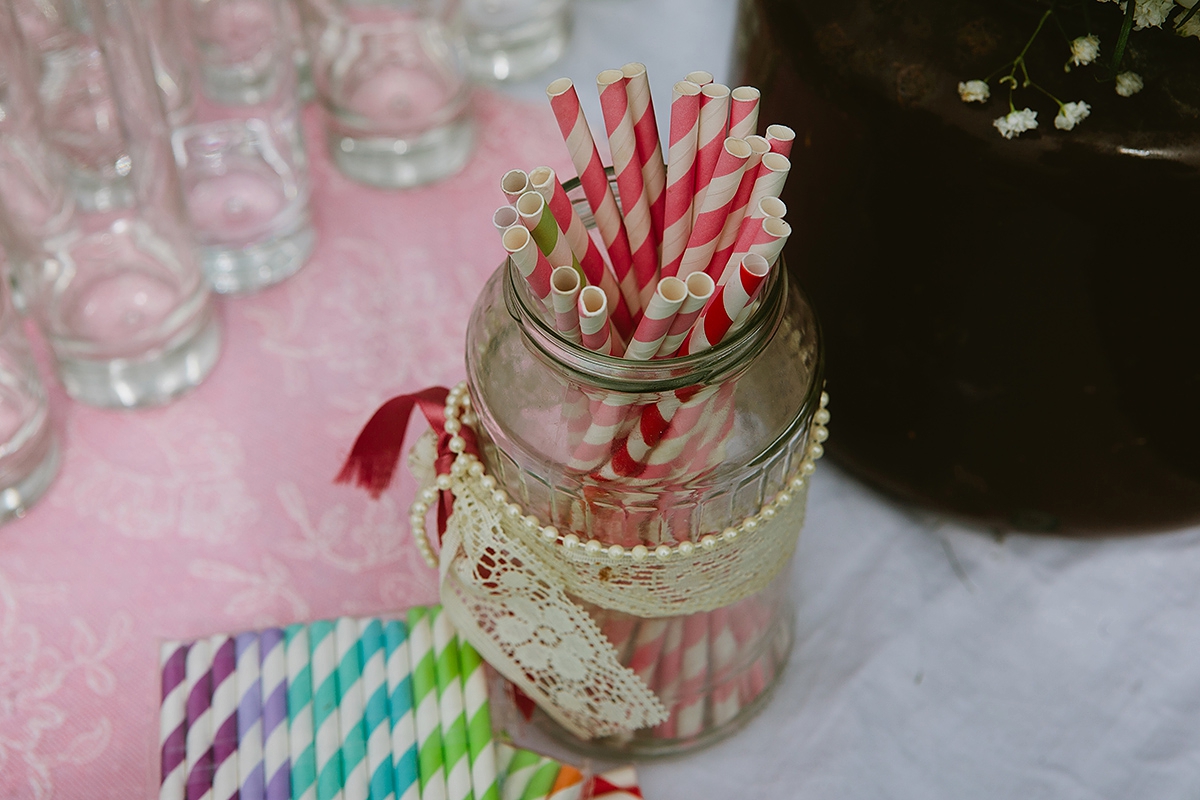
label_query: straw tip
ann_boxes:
[546,77,574,96]
[597,68,625,86]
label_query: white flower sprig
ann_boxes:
[994,108,1039,139]
[1115,70,1145,95]
[958,80,990,103]
[1067,35,1101,68]
[1054,101,1092,130]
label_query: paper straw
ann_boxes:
[210,635,240,800]
[685,70,713,86]
[517,758,559,800]
[577,286,617,356]
[586,767,641,800]
[235,632,266,800]
[692,83,731,216]
[622,62,665,251]
[600,614,638,664]
[597,68,658,309]
[624,276,686,360]
[545,766,584,800]
[628,619,670,688]
[260,628,290,800]
[651,620,684,738]
[742,153,791,228]
[708,608,741,726]
[502,225,553,306]
[310,620,345,800]
[684,253,772,355]
[516,190,583,283]
[745,217,791,269]
[528,165,634,338]
[705,134,770,278]
[458,638,498,800]
[407,607,447,800]
[501,170,529,204]
[660,80,702,278]
[492,206,519,234]
[358,618,395,800]
[499,749,540,800]
[161,641,189,800]
[728,86,761,139]
[546,78,639,315]
[657,272,715,358]
[493,744,516,789]
[430,607,473,800]
[765,124,795,158]
[549,266,583,344]
[384,620,420,800]
[720,196,787,285]
[286,624,318,800]
[336,617,371,800]
[677,137,751,279]
[185,637,215,800]
[674,614,709,738]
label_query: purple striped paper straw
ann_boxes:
[211,635,240,800]
[237,632,265,800]
[185,638,215,800]
[260,627,291,800]
[161,641,189,800]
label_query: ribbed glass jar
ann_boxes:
[459,182,825,757]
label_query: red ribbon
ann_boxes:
[335,386,480,538]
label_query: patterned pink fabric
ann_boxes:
[0,92,574,800]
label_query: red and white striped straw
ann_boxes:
[501,169,529,203]
[765,123,796,158]
[656,271,715,358]
[528,166,635,339]
[503,225,553,305]
[622,62,666,252]
[676,137,751,279]
[492,204,519,233]
[597,68,658,310]
[745,152,791,219]
[685,70,714,87]
[708,607,742,725]
[728,86,761,139]
[674,614,709,739]
[660,80,702,278]
[745,217,791,268]
[718,196,787,284]
[684,252,772,355]
[652,620,684,738]
[577,285,617,356]
[516,190,579,279]
[691,83,731,216]
[704,134,770,278]
[628,619,671,689]
[549,266,582,345]
[624,276,687,360]
[546,78,641,315]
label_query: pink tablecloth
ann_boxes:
[0,91,576,800]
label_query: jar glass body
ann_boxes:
[461,211,823,756]
[737,0,1200,533]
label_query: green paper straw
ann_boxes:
[499,749,541,800]
[407,607,446,800]
[458,640,497,800]
[430,608,472,800]
[517,758,559,800]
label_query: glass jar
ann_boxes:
[453,181,825,758]
[736,0,1200,534]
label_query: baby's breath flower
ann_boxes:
[958,80,990,103]
[1179,12,1200,39]
[993,107,1038,139]
[1054,101,1092,130]
[1069,35,1101,66]
[1133,0,1175,28]
[1115,71,1145,96]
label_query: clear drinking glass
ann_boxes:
[175,0,315,293]
[298,0,475,188]
[454,179,825,757]
[457,0,571,82]
[0,0,220,409]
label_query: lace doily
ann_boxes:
[408,383,829,738]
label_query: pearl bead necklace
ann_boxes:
[409,381,830,570]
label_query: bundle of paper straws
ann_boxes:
[158,608,641,800]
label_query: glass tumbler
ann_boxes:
[452,184,825,758]
[298,0,475,188]
[0,0,220,409]
[457,0,572,83]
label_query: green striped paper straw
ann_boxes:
[430,608,472,800]
[516,759,558,800]
[336,617,370,800]
[499,749,540,800]
[310,620,345,800]
[384,620,419,800]
[358,618,395,800]
[492,744,515,794]
[285,624,318,800]
[407,607,447,800]
[457,640,497,800]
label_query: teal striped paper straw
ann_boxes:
[358,619,395,800]
[429,608,472,800]
[457,640,497,800]
[384,620,419,800]
[516,759,558,800]
[310,620,345,800]
[499,749,540,800]
[406,607,446,800]
[285,624,318,800]
[335,617,370,800]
